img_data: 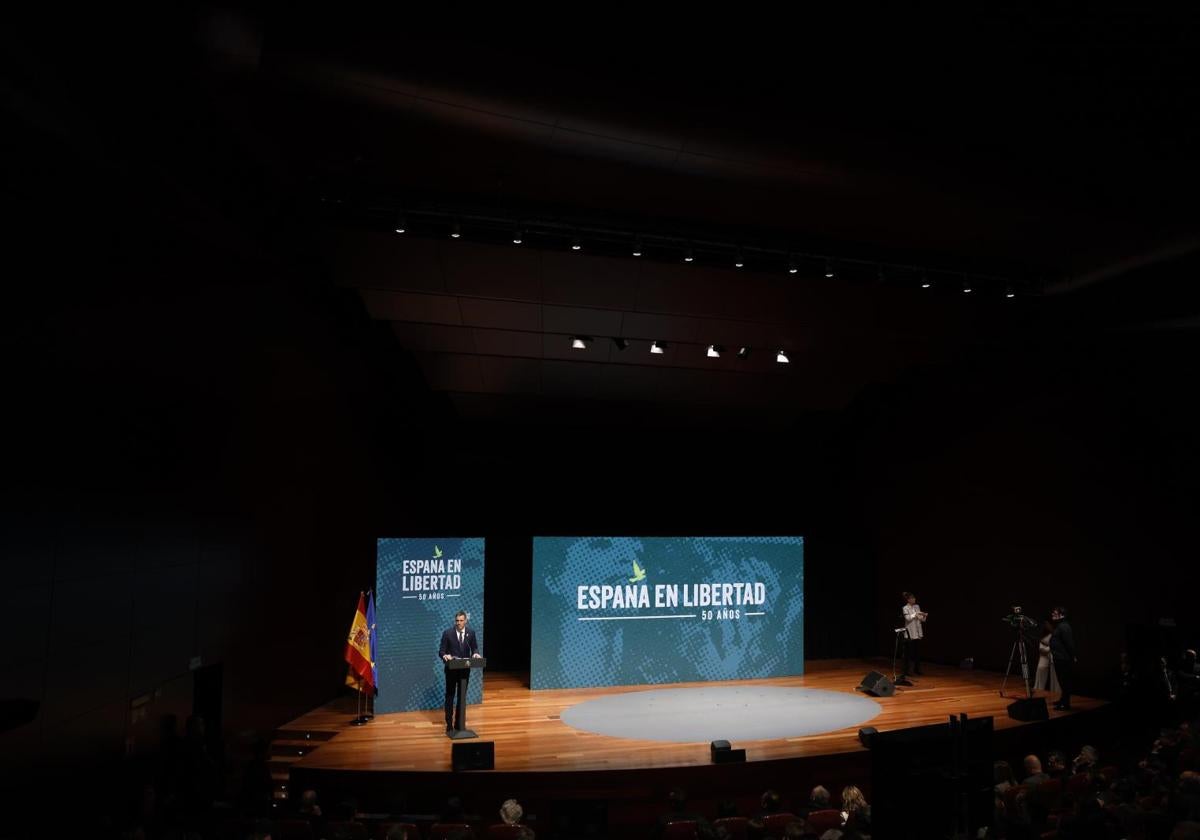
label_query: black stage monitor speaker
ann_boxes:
[451,740,495,771]
[857,671,895,698]
[1006,697,1048,722]
[858,726,879,747]
[710,739,745,763]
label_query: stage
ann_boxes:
[278,657,1104,771]
[276,662,1108,835]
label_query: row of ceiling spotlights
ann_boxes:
[392,214,1017,298]
[571,336,789,364]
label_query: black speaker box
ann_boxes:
[451,740,495,771]
[858,726,879,747]
[713,748,746,764]
[857,671,895,697]
[1006,697,1048,722]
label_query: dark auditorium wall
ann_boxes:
[0,28,429,791]
[866,328,1200,692]
[0,271,416,788]
[0,234,876,797]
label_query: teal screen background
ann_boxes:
[376,537,485,713]
[531,536,803,690]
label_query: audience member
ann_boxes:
[797,785,831,818]
[1072,744,1099,775]
[1023,754,1050,786]
[499,797,524,826]
[839,785,870,832]
[757,789,784,817]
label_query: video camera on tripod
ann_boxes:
[1000,606,1039,699]
[1001,605,1037,630]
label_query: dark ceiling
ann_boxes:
[8,10,1200,424]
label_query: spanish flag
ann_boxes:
[344,592,375,693]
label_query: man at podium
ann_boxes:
[439,610,481,733]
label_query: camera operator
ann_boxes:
[1049,606,1077,711]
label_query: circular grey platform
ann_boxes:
[560,685,882,743]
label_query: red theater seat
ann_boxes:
[761,812,798,836]
[378,823,420,840]
[805,809,843,835]
[430,823,474,840]
[486,825,527,840]
[663,819,699,839]
[714,817,748,840]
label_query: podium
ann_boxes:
[445,657,487,739]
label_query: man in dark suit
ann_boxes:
[439,610,481,733]
[1049,606,1076,711]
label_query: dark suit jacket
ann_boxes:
[439,627,479,664]
[1050,620,1075,661]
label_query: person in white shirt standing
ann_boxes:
[901,592,928,677]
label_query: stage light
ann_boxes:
[571,336,591,349]
[920,272,931,289]
[1006,285,1015,298]
[393,213,407,234]
[613,338,630,351]
[788,255,798,274]
[632,237,643,257]
[776,350,790,364]
[825,259,836,278]
[707,344,723,358]
[571,237,582,251]
[737,346,750,359]
[512,227,524,245]
[450,221,462,239]
[650,340,666,355]
[734,249,745,268]
[963,278,973,294]
[683,246,694,263]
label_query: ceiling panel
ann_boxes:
[477,356,541,395]
[541,251,641,310]
[361,290,462,324]
[471,328,542,358]
[417,353,484,393]
[458,298,541,331]
[391,322,475,354]
[541,304,625,338]
[443,242,542,300]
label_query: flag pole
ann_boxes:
[364,589,376,721]
[350,676,368,726]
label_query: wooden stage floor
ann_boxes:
[281,659,1103,775]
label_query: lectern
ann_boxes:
[445,657,487,739]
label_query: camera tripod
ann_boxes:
[999,615,1037,699]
